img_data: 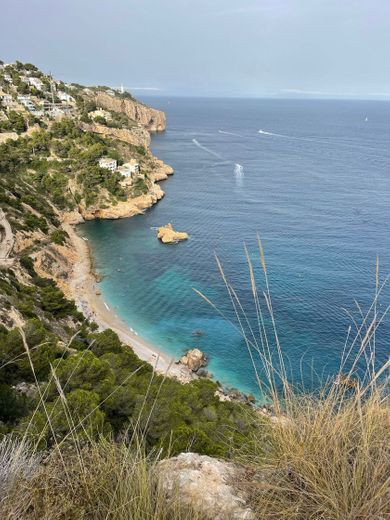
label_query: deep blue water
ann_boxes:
[82,98,390,397]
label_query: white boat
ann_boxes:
[82,236,89,241]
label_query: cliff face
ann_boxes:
[79,183,166,221]
[94,92,166,132]
[81,122,151,148]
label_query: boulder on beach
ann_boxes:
[180,348,207,372]
[157,223,188,244]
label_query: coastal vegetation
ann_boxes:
[0,60,388,518]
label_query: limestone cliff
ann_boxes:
[94,92,166,132]
[81,122,150,148]
[80,183,165,221]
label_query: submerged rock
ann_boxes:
[180,348,207,372]
[157,223,189,244]
[157,453,255,520]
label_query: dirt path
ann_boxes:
[0,209,14,264]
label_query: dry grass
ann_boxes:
[246,389,390,519]
[197,237,390,519]
[0,439,196,520]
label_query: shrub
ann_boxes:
[50,229,68,245]
[23,213,48,234]
[39,284,77,317]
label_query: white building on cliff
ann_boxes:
[98,157,117,172]
[117,159,140,178]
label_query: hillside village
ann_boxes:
[0,59,172,221]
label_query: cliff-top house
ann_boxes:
[117,159,140,178]
[98,157,117,172]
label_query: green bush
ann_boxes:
[23,213,48,233]
[50,229,68,245]
[39,284,78,317]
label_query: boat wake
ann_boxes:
[258,129,279,136]
[234,163,244,186]
[192,138,223,159]
[258,128,336,145]
[218,129,244,138]
[234,163,244,176]
[192,139,245,184]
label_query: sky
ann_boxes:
[1,0,390,98]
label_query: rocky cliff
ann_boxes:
[81,121,151,148]
[94,92,166,132]
[79,183,166,221]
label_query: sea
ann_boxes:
[81,98,390,398]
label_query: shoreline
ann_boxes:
[62,218,196,384]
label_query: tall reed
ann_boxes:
[196,236,390,519]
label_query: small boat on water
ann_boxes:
[82,237,89,241]
[103,302,110,311]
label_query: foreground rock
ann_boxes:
[157,453,255,520]
[180,348,207,372]
[157,223,189,244]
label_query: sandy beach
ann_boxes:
[62,218,195,383]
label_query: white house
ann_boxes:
[57,91,74,103]
[98,157,117,172]
[3,74,12,83]
[90,109,111,121]
[28,77,44,90]
[117,159,140,178]
[18,95,36,112]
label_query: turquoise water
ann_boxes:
[82,98,390,397]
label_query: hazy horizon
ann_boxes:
[1,0,390,100]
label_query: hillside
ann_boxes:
[0,60,259,451]
[0,61,388,520]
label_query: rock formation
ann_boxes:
[149,158,174,181]
[94,91,166,132]
[81,183,165,221]
[157,453,255,520]
[81,122,151,148]
[157,223,189,244]
[180,348,207,372]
